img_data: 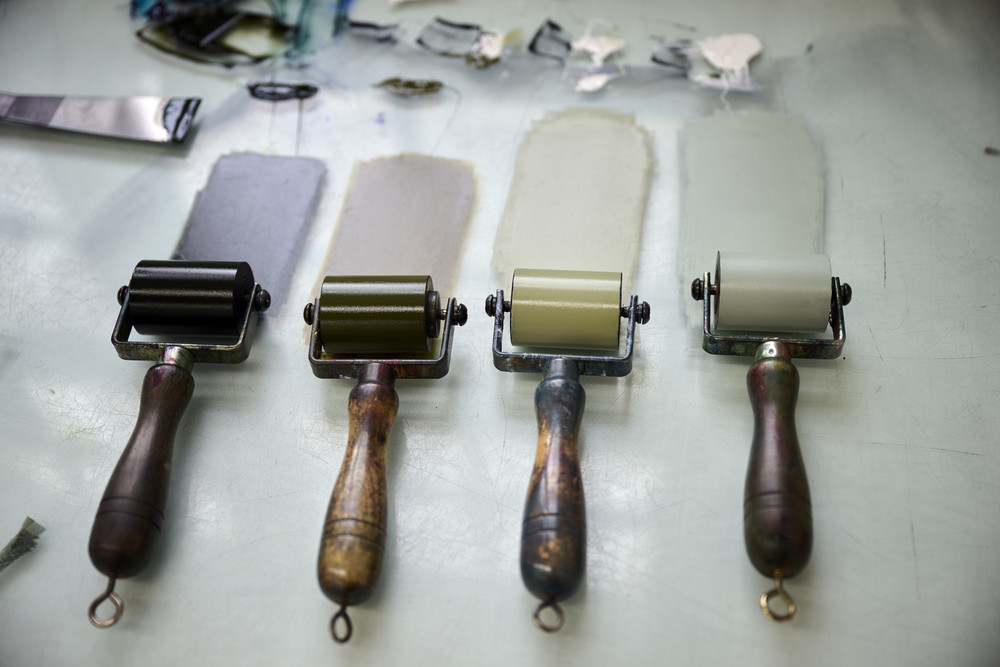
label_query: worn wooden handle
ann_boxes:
[744,342,812,580]
[88,360,194,579]
[521,358,586,604]
[318,363,399,607]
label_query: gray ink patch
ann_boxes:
[173,153,326,309]
[985,146,999,156]
[318,154,475,297]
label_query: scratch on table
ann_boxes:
[241,488,308,503]
[881,215,887,288]
[864,440,986,458]
[840,526,887,559]
[613,387,627,404]
[210,530,297,560]
[496,395,508,483]
[925,446,983,457]
[430,87,463,156]
[930,353,1000,360]
[402,459,499,505]
[909,518,920,601]
[867,322,885,363]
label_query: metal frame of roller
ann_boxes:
[690,252,852,622]
[484,269,650,633]
[89,260,270,628]
[302,276,468,644]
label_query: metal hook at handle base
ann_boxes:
[318,363,399,635]
[532,599,565,632]
[744,342,812,607]
[761,576,797,622]
[330,606,354,643]
[88,576,124,628]
[521,359,586,621]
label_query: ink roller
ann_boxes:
[303,276,467,643]
[690,252,851,621]
[88,260,270,628]
[484,269,650,632]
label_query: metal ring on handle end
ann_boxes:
[760,576,797,622]
[88,576,124,628]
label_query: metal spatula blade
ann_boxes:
[0,93,200,143]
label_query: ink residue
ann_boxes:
[528,20,572,62]
[374,78,444,98]
[134,3,299,67]
[248,82,319,101]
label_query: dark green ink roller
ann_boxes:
[303,276,467,643]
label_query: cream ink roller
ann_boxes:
[485,268,650,632]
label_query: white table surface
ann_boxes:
[2,1,999,665]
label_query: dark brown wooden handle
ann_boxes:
[521,358,586,604]
[744,342,812,580]
[88,360,194,579]
[318,363,398,608]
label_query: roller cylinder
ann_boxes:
[127,260,255,338]
[715,252,831,334]
[510,269,622,351]
[318,276,438,355]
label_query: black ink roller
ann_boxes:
[88,260,270,627]
[691,252,851,621]
[303,276,467,643]
[484,269,650,632]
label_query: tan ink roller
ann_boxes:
[485,269,650,631]
[691,252,851,621]
[303,276,467,643]
[88,260,270,627]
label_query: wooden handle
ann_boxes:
[88,359,194,579]
[744,342,812,580]
[521,358,586,604]
[318,363,398,607]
